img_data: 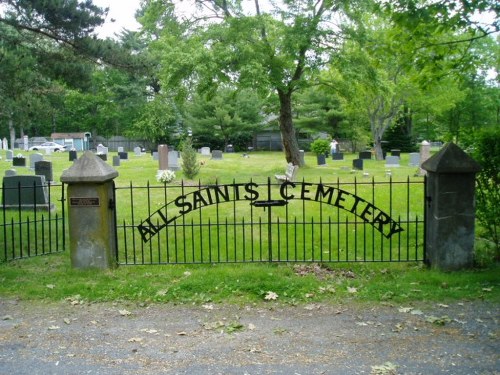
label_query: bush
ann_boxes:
[472,127,500,262]
[310,139,330,155]
[181,137,201,180]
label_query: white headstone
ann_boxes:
[29,153,44,169]
[6,150,13,161]
[117,146,124,153]
[134,146,142,156]
[2,138,7,150]
[23,135,29,151]
[419,141,431,176]
[96,144,108,155]
[201,147,211,156]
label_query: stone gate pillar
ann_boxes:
[60,151,118,269]
[421,143,481,270]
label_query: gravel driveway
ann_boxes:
[0,298,498,374]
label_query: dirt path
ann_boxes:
[0,298,498,374]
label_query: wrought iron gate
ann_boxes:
[114,177,425,265]
[1,182,66,262]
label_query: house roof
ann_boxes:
[51,132,89,139]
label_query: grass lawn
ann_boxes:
[0,148,498,305]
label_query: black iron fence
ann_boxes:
[115,177,426,265]
[1,181,66,262]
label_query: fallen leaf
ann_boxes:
[347,287,358,294]
[398,307,413,313]
[156,289,168,297]
[410,309,424,315]
[176,331,187,336]
[46,284,55,289]
[2,315,13,320]
[202,304,214,310]
[437,304,449,308]
[140,329,158,334]
[482,287,493,292]
[119,309,132,316]
[63,318,71,325]
[48,325,60,330]
[183,271,191,277]
[248,323,256,330]
[128,337,143,342]
[264,291,278,301]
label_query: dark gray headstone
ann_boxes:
[2,175,53,210]
[69,150,78,161]
[12,156,26,167]
[359,151,372,160]
[332,153,344,160]
[5,169,16,177]
[113,155,120,166]
[97,153,107,161]
[391,149,401,157]
[35,160,53,182]
[353,159,363,170]
[212,150,223,160]
[118,152,128,160]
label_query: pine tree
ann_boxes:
[181,137,200,180]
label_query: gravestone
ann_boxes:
[359,151,372,160]
[96,144,108,155]
[118,151,128,160]
[168,150,180,170]
[385,156,400,167]
[113,155,120,166]
[12,156,26,167]
[212,150,223,160]
[332,153,344,160]
[6,150,13,161]
[158,145,168,171]
[201,147,211,156]
[418,141,431,176]
[2,138,7,150]
[117,146,124,153]
[35,160,53,182]
[390,149,401,157]
[29,153,43,169]
[299,150,305,166]
[2,175,53,210]
[5,169,16,177]
[134,147,142,156]
[69,150,78,161]
[352,159,363,170]
[409,152,420,167]
[152,152,159,161]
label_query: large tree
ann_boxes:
[140,0,361,166]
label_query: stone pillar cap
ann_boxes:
[60,151,118,183]
[421,142,481,174]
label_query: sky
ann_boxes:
[92,0,142,39]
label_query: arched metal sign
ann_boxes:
[137,180,404,243]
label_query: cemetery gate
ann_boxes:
[114,178,426,265]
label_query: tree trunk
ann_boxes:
[278,89,303,166]
[9,117,15,150]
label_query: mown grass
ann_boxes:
[0,252,498,305]
[1,149,498,305]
